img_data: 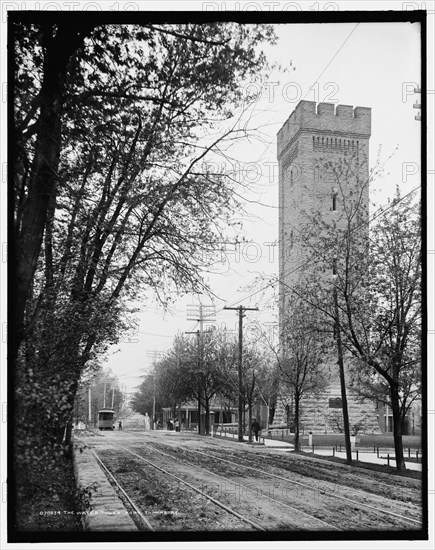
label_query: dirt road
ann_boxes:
[77,429,424,533]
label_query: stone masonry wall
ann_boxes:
[273,374,381,435]
[277,100,375,434]
[277,100,371,160]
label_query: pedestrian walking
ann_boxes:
[118,420,122,431]
[251,419,261,442]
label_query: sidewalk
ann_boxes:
[73,438,138,531]
[213,430,422,471]
[213,429,292,448]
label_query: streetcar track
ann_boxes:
[139,438,422,529]
[122,440,341,531]
[147,431,422,487]
[89,447,155,531]
[104,440,342,530]
[187,441,422,500]
[183,446,423,525]
[185,437,421,486]
[91,441,268,531]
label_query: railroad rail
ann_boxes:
[86,433,423,532]
[89,447,155,531]
[181,446,423,527]
[188,440,421,492]
[107,440,340,531]
[135,438,422,530]
[89,443,267,531]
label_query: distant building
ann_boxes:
[162,400,238,430]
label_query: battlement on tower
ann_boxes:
[277,100,371,159]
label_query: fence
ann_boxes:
[203,428,423,466]
[213,427,265,443]
[298,444,422,464]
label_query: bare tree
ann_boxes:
[291,150,421,470]
[279,300,329,451]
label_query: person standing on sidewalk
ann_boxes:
[252,419,261,442]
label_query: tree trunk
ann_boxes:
[248,402,253,444]
[197,390,202,435]
[390,385,406,471]
[269,404,275,426]
[13,24,93,358]
[205,395,210,435]
[294,392,300,451]
[64,421,73,448]
[334,288,352,463]
[178,403,182,431]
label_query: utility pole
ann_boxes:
[224,305,259,442]
[187,303,216,435]
[185,329,201,433]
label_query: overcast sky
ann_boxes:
[101,18,424,392]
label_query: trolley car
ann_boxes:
[98,408,115,430]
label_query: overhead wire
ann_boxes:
[136,25,366,322]
[215,185,420,310]
[209,21,418,311]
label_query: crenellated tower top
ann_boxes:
[277,100,371,160]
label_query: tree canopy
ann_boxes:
[12,18,277,503]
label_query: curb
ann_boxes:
[73,437,138,531]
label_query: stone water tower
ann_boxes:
[276,100,380,434]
